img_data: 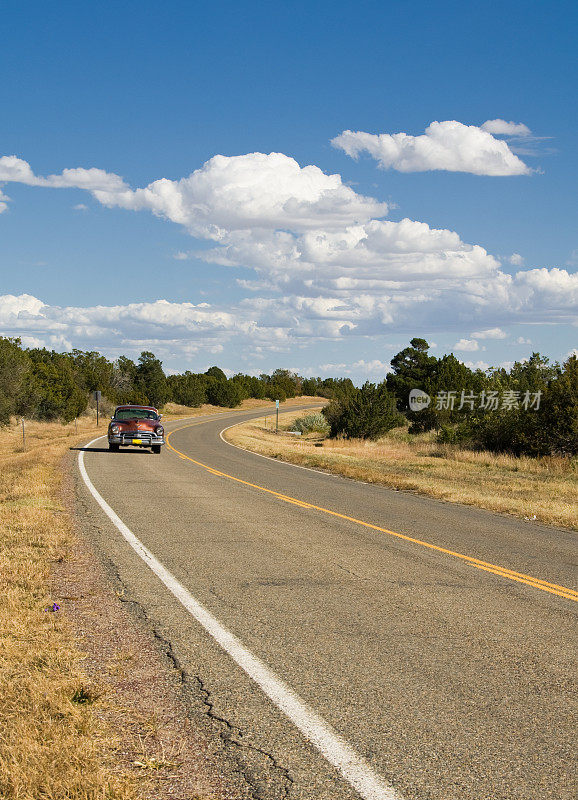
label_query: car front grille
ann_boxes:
[121,431,155,443]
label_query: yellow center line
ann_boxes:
[468,564,578,601]
[166,419,578,603]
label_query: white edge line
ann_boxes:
[78,436,403,800]
[219,413,340,480]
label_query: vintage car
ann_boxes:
[108,405,165,453]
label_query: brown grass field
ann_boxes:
[0,397,314,800]
[224,408,578,531]
[0,414,137,800]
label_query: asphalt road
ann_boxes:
[75,406,577,800]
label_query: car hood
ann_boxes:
[113,420,160,431]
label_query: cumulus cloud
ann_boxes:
[454,338,480,352]
[91,152,388,236]
[509,252,525,266]
[0,293,272,359]
[203,218,502,301]
[319,359,391,375]
[0,152,387,237]
[480,119,531,137]
[472,327,507,339]
[512,267,578,310]
[1,152,575,354]
[0,155,128,192]
[332,120,532,176]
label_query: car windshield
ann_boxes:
[114,409,159,421]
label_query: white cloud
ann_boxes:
[462,360,490,371]
[0,293,46,319]
[512,267,578,310]
[0,293,272,359]
[73,203,88,211]
[0,155,128,192]
[454,338,479,352]
[0,189,10,213]
[481,119,531,137]
[0,152,389,240]
[207,218,501,304]
[509,252,525,266]
[318,359,391,376]
[1,152,575,353]
[516,336,532,345]
[472,327,507,339]
[173,251,190,260]
[91,152,388,236]
[332,120,532,176]
[20,333,73,351]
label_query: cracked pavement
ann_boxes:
[73,407,577,800]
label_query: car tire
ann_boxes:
[152,445,161,454]
[109,443,120,452]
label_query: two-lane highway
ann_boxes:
[76,406,577,800]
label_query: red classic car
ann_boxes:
[108,405,165,453]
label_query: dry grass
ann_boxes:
[225,408,578,530]
[0,416,137,800]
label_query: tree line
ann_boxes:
[322,339,577,456]
[0,337,346,423]
[0,336,576,456]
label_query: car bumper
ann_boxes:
[108,434,165,447]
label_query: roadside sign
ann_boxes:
[275,399,279,409]
[275,399,279,433]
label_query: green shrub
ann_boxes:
[436,423,472,445]
[292,412,330,435]
[206,378,244,407]
[323,381,404,440]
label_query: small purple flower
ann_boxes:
[44,602,61,612]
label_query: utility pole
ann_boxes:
[21,418,25,450]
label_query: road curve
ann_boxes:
[75,406,577,800]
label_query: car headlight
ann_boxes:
[156,426,164,437]
[110,425,120,435]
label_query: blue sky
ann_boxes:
[1,0,576,380]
